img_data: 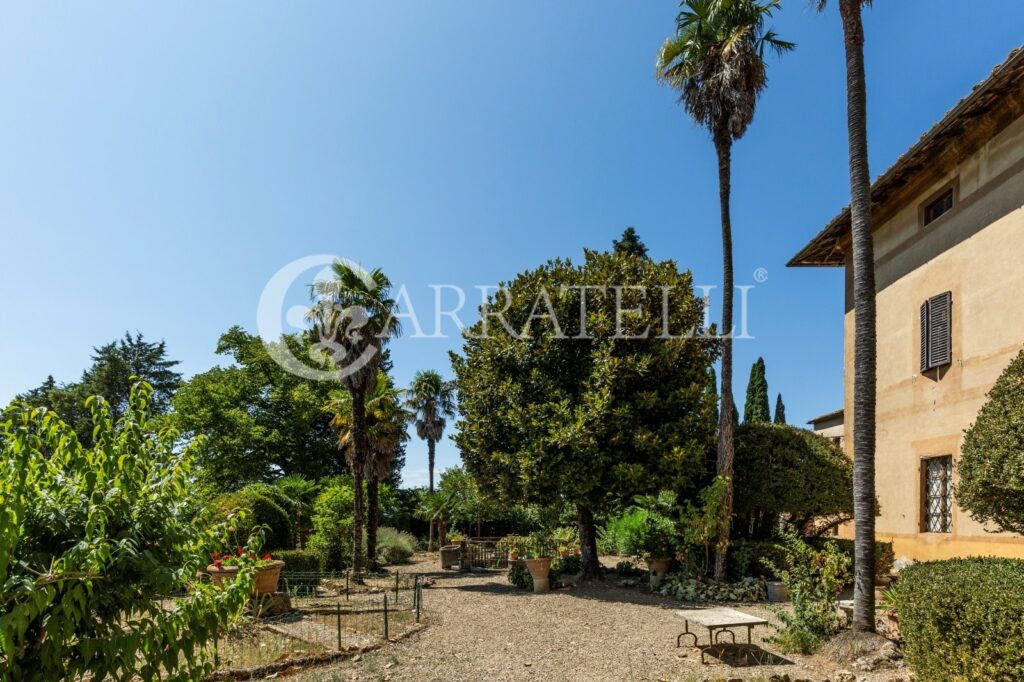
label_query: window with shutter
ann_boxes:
[920,291,953,372]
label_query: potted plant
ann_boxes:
[880,584,902,640]
[522,538,552,592]
[207,549,286,596]
[626,513,678,588]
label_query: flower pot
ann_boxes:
[648,558,671,588]
[207,560,286,596]
[524,557,552,592]
[509,551,520,562]
[767,580,790,603]
[559,549,569,558]
[573,548,581,557]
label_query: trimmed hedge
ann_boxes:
[274,549,326,573]
[896,558,1024,681]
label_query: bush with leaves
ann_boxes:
[598,508,650,555]
[733,424,854,536]
[765,529,850,654]
[957,349,1024,534]
[507,561,533,589]
[0,383,256,680]
[894,558,1024,680]
[306,479,356,570]
[211,487,294,551]
[624,511,678,562]
[660,575,766,603]
[376,527,418,565]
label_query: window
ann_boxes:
[922,455,953,533]
[920,291,953,372]
[923,187,954,226]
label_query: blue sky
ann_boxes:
[2,2,1023,487]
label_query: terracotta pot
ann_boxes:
[559,549,569,558]
[573,548,581,556]
[509,551,519,562]
[524,557,552,592]
[647,558,670,588]
[207,560,286,596]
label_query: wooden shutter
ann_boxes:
[928,292,953,369]
[920,300,931,372]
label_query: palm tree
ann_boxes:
[308,262,400,572]
[405,370,456,493]
[657,0,793,580]
[815,0,876,632]
[327,371,409,569]
[414,490,454,552]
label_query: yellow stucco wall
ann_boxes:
[840,113,1024,563]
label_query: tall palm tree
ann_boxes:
[405,370,456,493]
[657,0,793,580]
[815,0,876,632]
[327,371,409,569]
[308,262,400,572]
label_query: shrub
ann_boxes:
[733,424,853,530]
[211,489,294,551]
[307,481,355,570]
[661,575,765,602]
[376,527,417,565]
[275,549,325,573]
[616,559,646,577]
[895,558,1024,681]
[624,511,678,561]
[766,530,850,654]
[957,349,1024,534]
[0,383,254,679]
[507,561,532,589]
[728,537,894,584]
[553,554,582,576]
[598,508,648,555]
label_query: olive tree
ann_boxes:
[451,248,718,579]
[958,349,1024,535]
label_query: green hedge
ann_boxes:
[896,558,1024,681]
[728,538,894,583]
[274,549,325,573]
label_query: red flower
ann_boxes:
[236,548,244,556]
[211,551,221,560]
[262,553,272,560]
[213,559,223,568]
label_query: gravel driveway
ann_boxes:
[291,554,907,682]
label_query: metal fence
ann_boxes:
[460,537,566,569]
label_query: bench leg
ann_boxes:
[677,622,697,648]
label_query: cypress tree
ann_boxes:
[743,357,771,424]
[613,227,649,259]
[774,393,787,424]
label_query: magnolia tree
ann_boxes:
[0,383,256,680]
[451,248,718,579]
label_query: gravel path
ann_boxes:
[291,554,907,682]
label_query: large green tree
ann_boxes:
[774,393,787,424]
[451,247,718,578]
[957,349,1024,535]
[657,0,793,580]
[816,0,877,632]
[405,370,456,494]
[171,326,339,488]
[743,357,771,423]
[308,263,400,572]
[16,332,181,444]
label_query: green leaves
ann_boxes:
[1,382,254,680]
[958,349,1024,535]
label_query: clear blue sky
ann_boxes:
[2,2,1022,487]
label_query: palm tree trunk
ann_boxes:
[713,132,736,582]
[427,519,435,552]
[577,505,602,580]
[428,438,436,494]
[366,473,380,571]
[840,0,877,633]
[350,383,368,573]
